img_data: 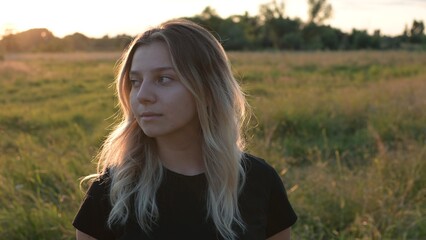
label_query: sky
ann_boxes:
[1,0,426,38]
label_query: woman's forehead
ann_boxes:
[130,42,174,73]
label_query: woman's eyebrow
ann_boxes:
[129,67,174,76]
[154,66,174,72]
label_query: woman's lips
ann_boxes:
[140,112,162,121]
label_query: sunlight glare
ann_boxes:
[1,0,425,38]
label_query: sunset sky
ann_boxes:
[1,0,426,38]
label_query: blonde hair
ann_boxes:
[90,19,249,240]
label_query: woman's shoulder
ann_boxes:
[83,169,112,198]
[90,169,111,185]
[241,153,280,182]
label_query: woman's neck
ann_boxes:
[155,133,204,176]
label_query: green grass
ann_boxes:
[1,51,425,239]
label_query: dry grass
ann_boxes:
[1,51,425,239]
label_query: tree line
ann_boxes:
[1,0,425,53]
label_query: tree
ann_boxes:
[409,20,425,44]
[308,0,333,25]
[259,0,285,22]
[233,12,262,49]
[280,32,303,49]
[349,29,372,49]
[258,0,287,48]
[410,20,424,36]
[188,7,223,38]
[320,26,340,50]
[401,24,410,42]
[371,30,381,49]
[199,6,220,21]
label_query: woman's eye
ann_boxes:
[158,76,172,85]
[130,79,141,87]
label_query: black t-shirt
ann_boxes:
[73,153,297,239]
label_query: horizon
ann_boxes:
[2,0,426,38]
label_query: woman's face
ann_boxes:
[129,41,199,140]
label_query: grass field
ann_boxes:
[1,51,425,239]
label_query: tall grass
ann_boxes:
[1,51,425,239]
[230,51,426,239]
[0,54,117,239]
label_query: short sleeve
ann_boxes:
[265,169,298,238]
[72,174,115,240]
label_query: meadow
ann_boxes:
[0,51,425,239]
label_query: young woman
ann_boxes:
[73,19,297,240]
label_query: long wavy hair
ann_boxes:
[88,19,250,240]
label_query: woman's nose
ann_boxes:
[136,79,156,104]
